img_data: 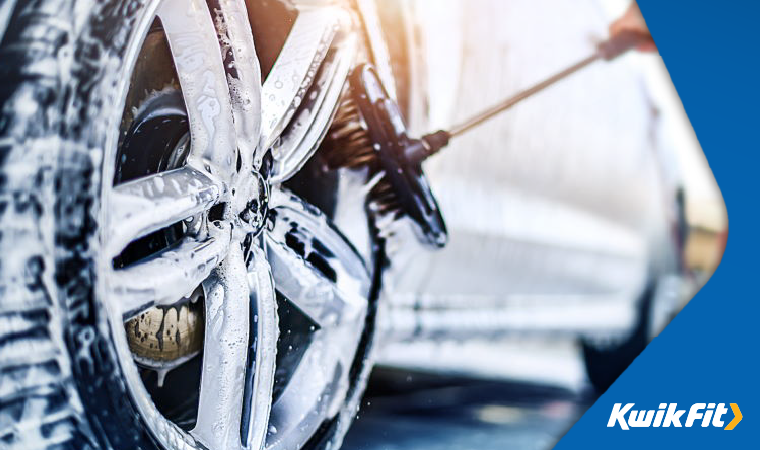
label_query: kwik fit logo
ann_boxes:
[608,403,742,430]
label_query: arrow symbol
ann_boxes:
[724,403,742,430]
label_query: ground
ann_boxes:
[344,369,594,450]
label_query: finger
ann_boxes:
[637,41,658,52]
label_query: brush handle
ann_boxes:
[413,31,655,164]
[445,52,599,140]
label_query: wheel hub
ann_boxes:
[239,170,269,237]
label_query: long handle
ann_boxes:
[448,53,600,138]
[406,31,656,165]
[448,30,654,139]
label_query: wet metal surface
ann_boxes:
[344,369,595,450]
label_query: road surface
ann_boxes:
[344,369,595,450]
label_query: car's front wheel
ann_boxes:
[0,1,382,449]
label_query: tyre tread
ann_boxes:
[0,1,93,449]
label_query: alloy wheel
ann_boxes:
[103,1,373,449]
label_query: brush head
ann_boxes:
[322,64,447,248]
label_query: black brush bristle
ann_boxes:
[321,86,404,217]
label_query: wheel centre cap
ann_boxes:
[239,170,270,237]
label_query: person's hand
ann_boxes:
[609,2,657,52]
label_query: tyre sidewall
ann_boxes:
[52,1,163,448]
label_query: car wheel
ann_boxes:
[581,283,654,393]
[0,1,381,449]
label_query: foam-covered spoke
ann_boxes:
[191,245,251,450]
[112,231,230,320]
[241,246,278,450]
[209,0,262,170]
[263,190,370,450]
[266,190,369,327]
[269,34,357,183]
[158,0,238,182]
[107,167,221,256]
[260,7,344,149]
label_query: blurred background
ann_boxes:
[344,0,726,448]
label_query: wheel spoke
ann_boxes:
[264,190,370,450]
[260,7,344,149]
[266,190,369,327]
[107,167,221,256]
[111,231,230,320]
[192,244,250,450]
[242,245,278,450]
[269,34,357,183]
[210,0,262,172]
[158,0,238,182]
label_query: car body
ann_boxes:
[375,0,689,376]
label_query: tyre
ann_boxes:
[581,283,654,393]
[0,1,382,449]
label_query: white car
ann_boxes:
[0,1,699,449]
[377,0,692,391]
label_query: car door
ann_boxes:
[381,0,672,342]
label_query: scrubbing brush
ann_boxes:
[322,30,653,248]
[323,65,448,248]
